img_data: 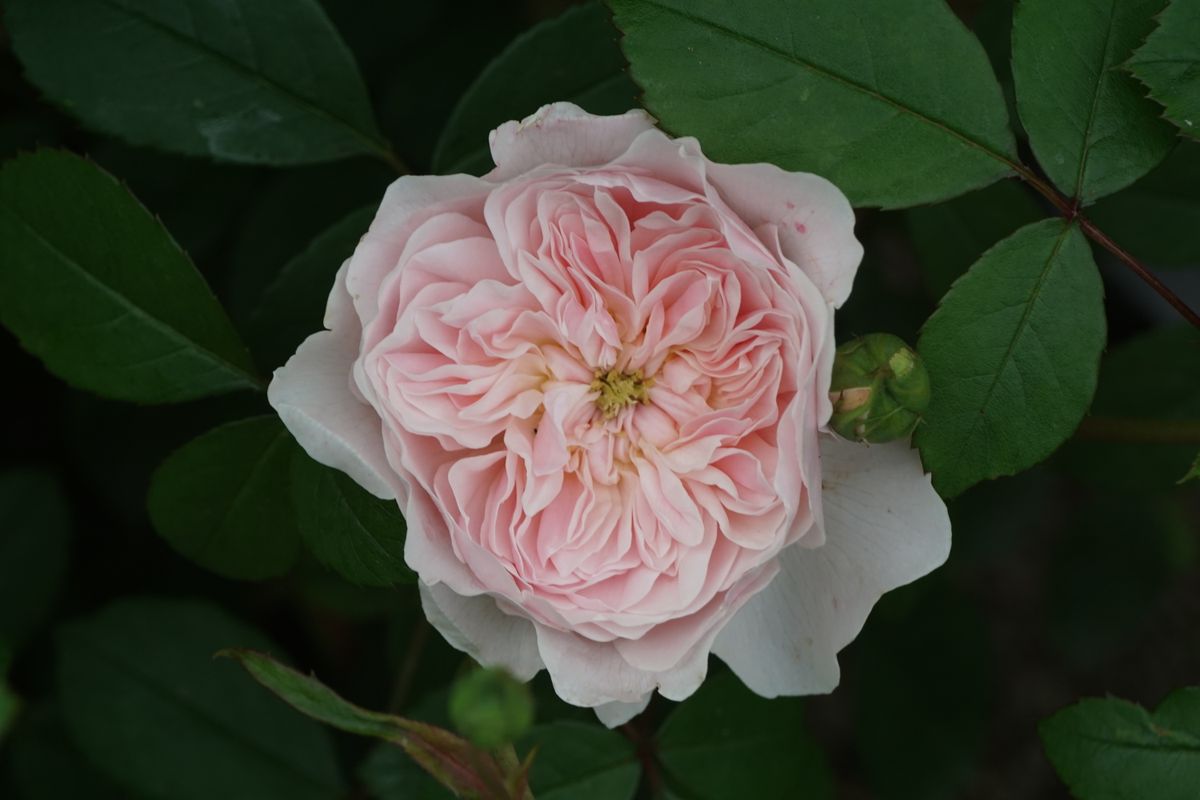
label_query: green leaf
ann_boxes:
[916,219,1106,498]
[519,722,640,800]
[1130,0,1200,141]
[1012,0,1177,203]
[0,469,70,649]
[291,451,414,588]
[1087,141,1200,267]
[1040,687,1200,800]
[359,742,454,800]
[608,0,1017,208]
[0,150,260,402]
[656,670,834,799]
[2,0,392,166]
[225,160,392,325]
[433,3,640,176]
[223,649,524,799]
[1182,451,1200,483]
[1057,326,1200,492]
[222,648,408,741]
[906,178,1044,299]
[148,416,301,580]
[249,205,375,369]
[56,597,344,800]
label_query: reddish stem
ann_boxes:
[1011,164,1200,330]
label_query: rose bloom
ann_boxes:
[270,103,950,725]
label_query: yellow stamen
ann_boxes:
[591,368,651,419]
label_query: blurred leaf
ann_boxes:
[4,705,130,800]
[1012,0,1176,203]
[291,451,413,588]
[224,648,410,740]
[375,2,522,172]
[359,742,453,800]
[89,141,262,272]
[148,416,301,580]
[249,205,374,369]
[1058,326,1200,491]
[1040,687,1200,800]
[0,645,17,742]
[916,219,1106,497]
[0,469,70,649]
[1183,452,1200,483]
[609,0,1017,208]
[0,150,260,402]
[1129,0,1200,141]
[60,390,264,529]
[854,578,994,800]
[519,722,640,800]
[224,161,390,325]
[1047,495,1186,668]
[656,669,834,799]
[1088,141,1200,268]
[3,0,392,165]
[433,3,639,176]
[907,178,1044,299]
[224,649,527,799]
[57,597,344,800]
[359,690,455,800]
[0,109,64,161]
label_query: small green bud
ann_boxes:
[448,666,534,749]
[829,333,930,443]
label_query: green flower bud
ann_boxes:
[448,666,534,749]
[829,333,930,443]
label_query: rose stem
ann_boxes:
[1010,163,1200,330]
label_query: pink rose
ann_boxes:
[270,103,950,725]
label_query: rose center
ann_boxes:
[590,368,651,419]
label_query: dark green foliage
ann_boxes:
[1012,0,1177,202]
[4,0,391,165]
[148,417,301,580]
[291,451,414,588]
[916,220,1106,497]
[0,151,259,402]
[433,3,640,176]
[1,1,1198,797]
[609,0,1017,208]
[56,598,344,800]
[1041,688,1200,800]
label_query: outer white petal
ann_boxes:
[268,265,397,500]
[418,583,544,681]
[712,437,950,696]
[487,102,657,181]
[594,694,652,728]
[706,161,863,308]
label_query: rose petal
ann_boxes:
[419,582,544,681]
[706,161,863,308]
[534,624,710,708]
[267,266,397,500]
[594,694,652,728]
[348,174,493,331]
[712,437,950,696]
[487,103,657,181]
